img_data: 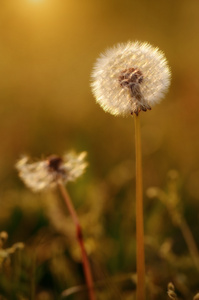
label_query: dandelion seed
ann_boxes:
[91,41,171,116]
[16,151,88,192]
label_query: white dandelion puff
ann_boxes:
[16,152,96,299]
[91,41,171,116]
[16,151,88,192]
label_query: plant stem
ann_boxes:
[30,252,36,300]
[134,114,145,300]
[57,181,96,300]
[179,218,199,270]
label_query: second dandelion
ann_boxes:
[16,151,96,300]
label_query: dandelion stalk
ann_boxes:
[134,114,145,300]
[15,151,94,298]
[57,181,96,300]
[91,40,170,300]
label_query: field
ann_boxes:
[0,1,199,299]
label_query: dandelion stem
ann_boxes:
[134,114,145,300]
[57,181,96,300]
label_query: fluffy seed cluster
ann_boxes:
[16,151,87,192]
[91,41,171,116]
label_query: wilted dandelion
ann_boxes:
[16,151,96,300]
[16,151,87,192]
[91,41,171,116]
[91,41,171,300]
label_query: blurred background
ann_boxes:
[0,0,199,299]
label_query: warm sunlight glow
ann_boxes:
[29,0,44,3]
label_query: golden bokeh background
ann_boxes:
[0,0,199,190]
[1,0,199,299]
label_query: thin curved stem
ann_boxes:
[134,114,145,300]
[178,218,199,270]
[57,181,96,300]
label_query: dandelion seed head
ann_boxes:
[16,151,88,192]
[91,41,171,116]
